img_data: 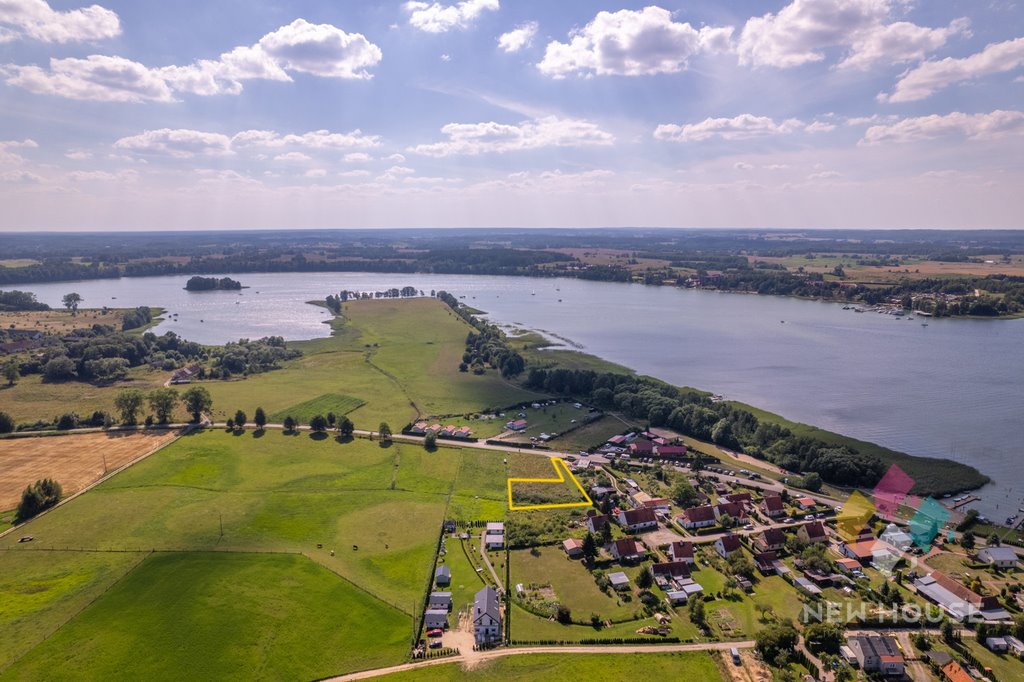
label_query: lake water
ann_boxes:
[21,272,1024,513]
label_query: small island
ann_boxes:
[184,276,244,291]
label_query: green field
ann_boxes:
[2,552,409,681]
[268,392,366,424]
[512,547,640,622]
[380,651,725,680]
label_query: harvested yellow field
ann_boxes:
[0,430,180,510]
[0,308,128,335]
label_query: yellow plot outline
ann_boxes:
[507,457,593,511]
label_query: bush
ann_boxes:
[15,478,62,523]
[55,413,79,430]
[556,605,572,624]
[0,410,15,433]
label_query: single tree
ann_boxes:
[989,532,1002,547]
[637,568,654,589]
[114,388,146,425]
[600,520,613,544]
[3,359,19,386]
[326,412,336,428]
[253,407,267,431]
[424,431,438,450]
[15,478,62,523]
[689,595,706,627]
[181,386,212,423]
[0,410,14,434]
[283,415,297,432]
[62,292,82,314]
[234,410,247,430]
[336,415,354,438]
[961,531,975,550]
[941,619,956,644]
[582,532,598,560]
[226,418,234,430]
[555,604,572,624]
[309,414,328,432]
[378,422,392,441]
[672,479,699,508]
[147,388,179,424]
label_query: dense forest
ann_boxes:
[0,290,49,311]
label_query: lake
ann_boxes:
[22,272,1024,515]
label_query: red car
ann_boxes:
[426,629,444,638]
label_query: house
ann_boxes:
[617,507,658,532]
[680,505,716,530]
[641,498,673,513]
[609,571,631,591]
[754,551,778,575]
[715,534,742,559]
[485,533,504,550]
[429,592,452,611]
[506,419,528,431]
[797,521,828,544]
[714,501,748,522]
[629,490,653,508]
[840,539,900,570]
[847,635,905,676]
[941,660,975,682]
[608,538,646,562]
[651,561,691,581]
[836,558,864,575]
[923,651,953,668]
[473,586,502,645]
[607,435,627,446]
[1004,635,1024,659]
[879,523,914,551]
[795,497,817,510]
[913,571,1010,621]
[629,440,655,457]
[985,636,1009,653]
[486,522,504,534]
[169,363,202,384]
[977,546,1019,569]
[722,492,753,506]
[668,541,694,564]
[410,421,428,434]
[754,528,787,553]
[424,608,449,630]
[666,580,704,604]
[653,444,689,460]
[761,494,786,518]
[562,538,584,558]
[435,565,451,587]
[454,425,472,439]
[586,513,610,534]
[590,486,616,501]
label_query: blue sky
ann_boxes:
[0,0,1022,230]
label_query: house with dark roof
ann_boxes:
[679,505,716,530]
[668,541,694,564]
[977,546,1019,569]
[473,586,502,645]
[715,534,742,559]
[754,551,778,575]
[797,521,828,544]
[761,494,785,518]
[435,564,451,587]
[617,507,658,532]
[608,538,646,562]
[847,635,905,676]
[754,528,787,553]
[586,513,610,534]
[713,501,747,522]
[651,561,691,581]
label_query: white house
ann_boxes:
[880,523,914,551]
[978,546,1019,569]
[473,586,502,645]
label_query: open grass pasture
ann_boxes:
[380,651,725,681]
[0,430,179,509]
[1,552,410,681]
[268,392,365,424]
[512,547,639,622]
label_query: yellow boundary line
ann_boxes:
[507,457,593,511]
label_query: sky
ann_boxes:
[0,0,1022,231]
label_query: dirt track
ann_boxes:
[0,430,179,510]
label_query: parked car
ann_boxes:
[426,629,444,638]
[428,641,443,649]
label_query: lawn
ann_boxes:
[0,550,147,672]
[496,403,594,444]
[268,392,365,424]
[379,651,725,681]
[550,415,630,453]
[1,552,410,681]
[512,547,639,622]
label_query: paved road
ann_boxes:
[330,640,757,680]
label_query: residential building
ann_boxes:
[473,586,502,645]
[761,494,785,518]
[1004,635,1024,658]
[628,490,653,508]
[714,501,747,522]
[754,528,786,553]
[715,534,742,559]
[428,592,452,611]
[629,440,655,457]
[754,551,777,575]
[586,513,610,534]
[722,492,753,506]
[913,571,1010,621]
[795,497,817,510]
[653,444,689,460]
[485,533,504,550]
[617,507,658,532]
[985,636,1009,653]
[977,546,1019,569]
[879,523,914,551]
[435,565,451,587]
[651,561,691,581]
[668,540,694,564]
[589,486,616,501]
[679,505,716,530]
[640,497,673,513]
[424,608,449,630]
[608,538,646,562]
[793,577,822,596]
[847,635,905,676]
[941,660,974,682]
[608,571,630,591]
[505,419,527,431]
[797,521,828,544]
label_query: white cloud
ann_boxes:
[339,169,371,178]
[807,170,841,179]
[882,37,1024,103]
[805,121,837,133]
[385,153,406,163]
[737,0,966,70]
[64,149,92,160]
[838,18,970,70]
[113,129,234,158]
[377,165,416,181]
[67,169,137,182]
[3,55,175,102]
[343,152,373,162]
[3,18,382,101]
[734,161,754,170]
[405,0,499,34]
[0,169,42,183]
[409,115,614,156]
[0,0,120,44]
[654,114,805,142]
[274,151,312,162]
[234,130,380,151]
[0,138,38,164]
[498,21,538,53]
[861,110,1024,144]
[304,168,328,178]
[538,6,732,78]
[440,53,451,62]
